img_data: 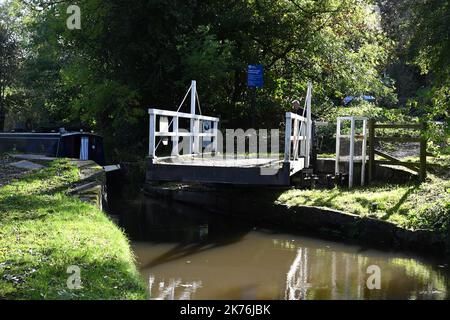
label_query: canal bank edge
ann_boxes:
[0,158,148,299]
[68,160,107,210]
[144,183,449,259]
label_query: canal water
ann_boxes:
[109,194,450,300]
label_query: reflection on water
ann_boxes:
[148,275,202,300]
[110,195,450,300]
[286,248,311,300]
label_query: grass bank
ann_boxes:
[0,159,147,299]
[278,155,450,239]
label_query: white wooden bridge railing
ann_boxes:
[284,112,311,167]
[149,80,313,169]
[284,82,313,168]
[148,108,220,158]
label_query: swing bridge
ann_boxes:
[145,80,426,188]
[146,81,314,186]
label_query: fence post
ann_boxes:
[306,82,313,168]
[193,119,200,154]
[172,116,179,156]
[349,117,355,188]
[361,119,368,186]
[368,118,375,184]
[311,121,318,172]
[212,121,218,154]
[292,118,299,160]
[284,113,292,162]
[335,118,341,175]
[420,122,428,182]
[189,80,197,154]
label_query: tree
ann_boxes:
[0,8,19,131]
[11,0,395,160]
[407,0,450,126]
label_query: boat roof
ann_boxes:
[0,131,102,138]
[61,132,102,138]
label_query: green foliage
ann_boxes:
[376,0,449,149]
[3,0,396,160]
[0,159,147,299]
[319,101,412,123]
[408,0,450,82]
[0,2,20,131]
[404,0,449,136]
[403,179,450,232]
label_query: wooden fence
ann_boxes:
[368,120,428,183]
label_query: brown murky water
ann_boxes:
[110,196,450,300]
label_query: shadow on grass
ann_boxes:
[382,185,418,220]
[0,193,87,224]
[311,191,341,208]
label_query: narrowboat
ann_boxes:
[0,129,106,166]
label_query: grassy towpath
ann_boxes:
[0,158,147,299]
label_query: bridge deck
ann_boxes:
[155,156,282,168]
[146,156,305,186]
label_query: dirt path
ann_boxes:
[380,142,420,159]
[0,156,29,187]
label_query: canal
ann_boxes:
[108,194,450,300]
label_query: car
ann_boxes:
[343,95,376,106]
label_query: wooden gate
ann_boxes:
[368,120,428,183]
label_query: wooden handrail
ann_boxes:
[148,108,219,122]
[374,137,422,143]
[374,123,422,129]
[149,108,219,158]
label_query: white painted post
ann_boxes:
[306,82,313,167]
[212,121,218,153]
[292,118,299,160]
[193,119,200,154]
[349,118,356,188]
[301,120,306,159]
[335,119,341,175]
[189,80,197,154]
[285,113,292,162]
[172,116,179,156]
[149,113,156,158]
[361,119,367,186]
[160,116,169,146]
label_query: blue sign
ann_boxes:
[247,64,264,88]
